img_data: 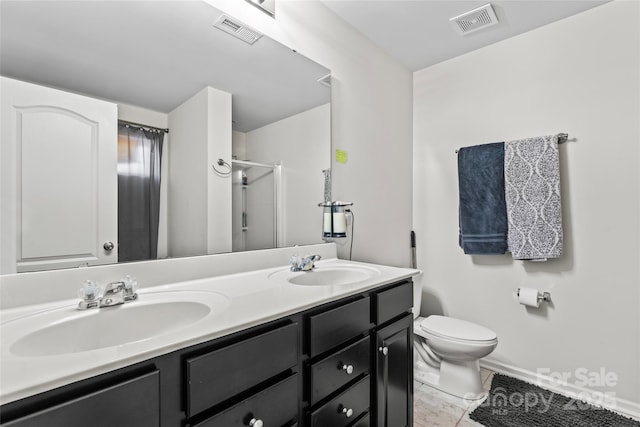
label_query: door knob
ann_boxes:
[248,418,263,427]
[103,242,115,251]
[379,346,388,356]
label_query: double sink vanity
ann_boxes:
[0,244,419,427]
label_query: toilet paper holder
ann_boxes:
[517,288,551,303]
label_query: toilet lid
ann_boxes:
[420,315,496,342]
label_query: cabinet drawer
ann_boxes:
[375,281,412,325]
[309,375,370,427]
[186,323,298,417]
[351,413,370,427]
[310,336,370,405]
[192,374,298,427]
[3,371,159,427]
[308,297,370,357]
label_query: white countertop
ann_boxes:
[0,258,419,405]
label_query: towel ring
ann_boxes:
[212,158,232,176]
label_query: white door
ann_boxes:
[1,77,118,273]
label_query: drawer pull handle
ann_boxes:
[339,405,354,418]
[340,363,354,375]
[249,418,263,427]
[379,346,388,356]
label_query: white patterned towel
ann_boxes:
[504,135,563,260]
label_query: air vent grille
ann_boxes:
[220,18,241,32]
[450,3,499,35]
[213,15,263,45]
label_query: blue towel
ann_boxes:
[458,142,508,254]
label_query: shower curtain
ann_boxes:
[117,122,164,262]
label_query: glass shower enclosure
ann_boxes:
[231,160,282,252]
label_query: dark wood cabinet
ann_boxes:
[309,336,370,405]
[309,376,370,427]
[352,413,371,427]
[185,322,299,417]
[2,371,160,427]
[305,280,413,427]
[1,279,413,427]
[191,374,299,427]
[307,296,371,357]
[374,283,413,325]
[375,314,413,427]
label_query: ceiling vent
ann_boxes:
[213,15,263,45]
[450,3,499,35]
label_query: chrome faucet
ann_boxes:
[77,276,138,310]
[100,281,126,307]
[290,254,321,272]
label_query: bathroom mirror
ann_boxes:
[245,0,277,17]
[0,1,330,273]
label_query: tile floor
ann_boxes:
[413,368,495,427]
[414,368,640,427]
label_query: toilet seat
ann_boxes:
[420,315,496,343]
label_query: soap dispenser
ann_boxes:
[319,201,352,238]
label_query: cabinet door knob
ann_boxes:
[103,241,115,251]
[340,406,354,418]
[340,363,354,375]
[379,346,388,356]
[249,418,263,427]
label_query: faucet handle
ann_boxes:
[122,275,137,292]
[121,275,138,301]
[77,280,102,310]
[78,280,102,302]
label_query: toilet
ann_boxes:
[412,282,498,400]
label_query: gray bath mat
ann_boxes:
[469,373,640,427]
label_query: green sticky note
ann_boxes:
[335,149,347,164]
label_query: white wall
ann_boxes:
[208,0,414,267]
[168,86,232,257]
[232,130,247,160]
[245,104,330,247]
[413,0,639,406]
[206,87,233,254]
[118,103,167,129]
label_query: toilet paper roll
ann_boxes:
[518,287,540,308]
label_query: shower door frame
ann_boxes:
[232,159,283,250]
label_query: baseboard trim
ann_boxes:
[480,359,640,422]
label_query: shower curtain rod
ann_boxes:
[454,133,568,154]
[119,119,169,134]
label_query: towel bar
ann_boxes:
[455,133,569,154]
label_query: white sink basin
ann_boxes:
[269,264,381,286]
[4,291,230,357]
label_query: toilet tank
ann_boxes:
[412,274,423,319]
